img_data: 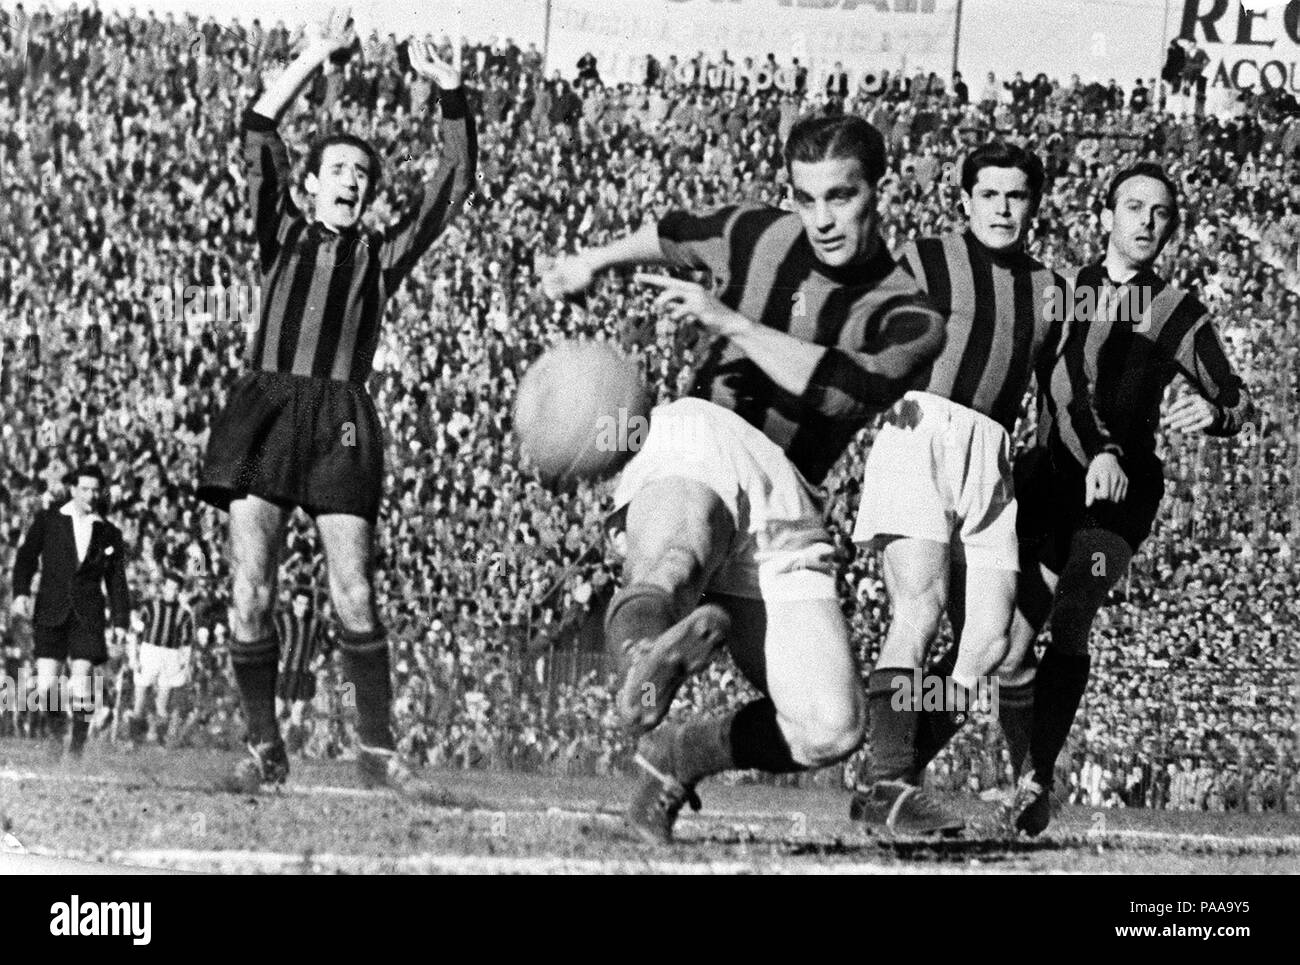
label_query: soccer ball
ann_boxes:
[512,339,650,488]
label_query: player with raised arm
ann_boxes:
[847,142,1080,835]
[195,8,476,794]
[542,114,947,844]
[994,162,1254,835]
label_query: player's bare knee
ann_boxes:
[331,579,376,632]
[231,571,274,627]
[787,700,865,767]
[629,543,709,606]
[883,591,945,662]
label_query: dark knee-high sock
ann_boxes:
[229,631,281,746]
[1028,647,1090,789]
[998,680,1035,777]
[863,668,920,785]
[913,648,960,771]
[605,583,675,669]
[339,626,394,750]
[670,699,803,784]
[69,684,95,748]
[1025,527,1123,788]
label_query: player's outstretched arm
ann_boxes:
[251,6,355,121]
[243,8,355,268]
[635,274,947,417]
[541,222,671,299]
[379,38,478,288]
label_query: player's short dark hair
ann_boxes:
[290,584,313,601]
[1106,161,1181,239]
[305,133,383,204]
[162,570,184,587]
[960,141,1045,209]
[784,114,887,185]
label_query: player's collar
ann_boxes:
[1088,258,1160,288]
[809,234,896,286]
[309,219,360,241]
[962,230,1035,271]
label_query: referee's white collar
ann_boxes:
[60,500,102,523]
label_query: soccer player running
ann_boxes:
[848,143,1076,835]
[195,8,476,793]
[995,162,1253,835]
[542,114,946,843]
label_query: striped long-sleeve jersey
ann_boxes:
[894,231,1067,433]
[277,608,329,682]
[242,87,476,383]
[656,204,946,485]
[142,599,194,650]
[1042,262,1254,467]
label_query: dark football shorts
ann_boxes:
[197,372,384,523]
[33,618,109,665]
[1015,444,1165,575]
[276,670,318,704]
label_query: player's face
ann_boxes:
[292,596,309,618]
[962,166,1034,252]
[71,475,100,515]
[309,143,372,230]
[162,580,179,602]
[1104,175,1176,269]
[789,157,879,267]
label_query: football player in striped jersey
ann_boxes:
[995,162,1254,835]
[195,8,476,794]
[126,570,194,746]
[276,586,331,755]
[849,142,1078,835]
[543,114,946,843]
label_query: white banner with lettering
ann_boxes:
[543,0,959,86]
[1178,0,1300,93]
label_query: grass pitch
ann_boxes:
[2,739,1297,874]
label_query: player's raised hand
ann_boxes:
[635,273,752,337]
[540,252,597,299]
[304,6,355,59]
[1162,392,1217,434]
[1085,452,1128,507]
[409,38,462,89]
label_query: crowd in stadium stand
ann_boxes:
[0,2,1298,810]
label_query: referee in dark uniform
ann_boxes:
[194,14,475,793]
[10,463,131,756]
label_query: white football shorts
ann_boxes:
[853,390,1019,572]
[136,642,189,691]
[612,398,837,602]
